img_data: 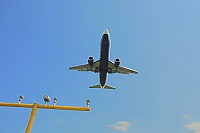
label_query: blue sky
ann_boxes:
[0,0,200,133]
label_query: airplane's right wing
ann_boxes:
[108,60,138,74]
[117,65,138,74]
[69,60,100,72]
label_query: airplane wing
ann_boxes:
[108,60,138,74]
[69,60,100,72]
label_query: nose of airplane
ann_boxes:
[103,29,109,35]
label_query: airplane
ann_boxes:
[69,29,138,89]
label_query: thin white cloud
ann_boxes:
[183,114,192,120]
[108,121,131,132]
[186,122,200,133]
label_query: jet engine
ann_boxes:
[114,58,120,68]
[88,56,94,66]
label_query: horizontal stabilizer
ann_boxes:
[89,84,115,89]
[104,84,116,89]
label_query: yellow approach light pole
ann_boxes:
[0,95,91,133]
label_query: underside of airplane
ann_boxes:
[69,29,138,89]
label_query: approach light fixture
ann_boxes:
[43,94,50,105]
[86,99,91,107]
[18,95,24,104]
[53,97,58,106]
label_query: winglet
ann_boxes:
[134,71,138,74]
[89,84,115,89]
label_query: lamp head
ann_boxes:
[86,99,91,106]
[18,95,24,104]
[43,94,50,105]
[53,97,58,106]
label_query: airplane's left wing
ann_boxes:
[108,60,138,74]
[69,60,100,72]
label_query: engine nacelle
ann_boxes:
[114,58,120,68]
[88,56,94,66]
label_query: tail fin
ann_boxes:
[89,84,115,89]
